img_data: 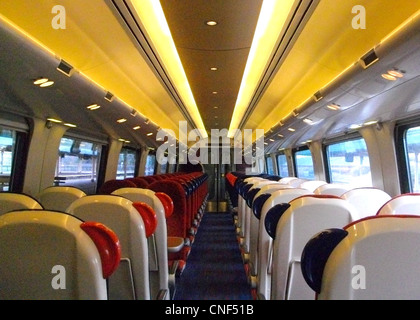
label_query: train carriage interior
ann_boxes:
[2,0,420,301]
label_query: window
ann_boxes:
[294,147,315,179]
[325,137,372,187]
[257,157,265,173]
[0,128,14,191]
[145,153,156,176]
[277,153,289,177]
[266,156,274,175]
[401,126,420,192]
[117,147,137,180]
[55,137,102,194]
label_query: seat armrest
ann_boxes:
[168,236,184,253]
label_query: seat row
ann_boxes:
[226,173,420,300]
[0,172,209,300]
[0,191,161,300]
[98,172,209,275]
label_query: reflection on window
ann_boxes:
[266,156,274,174]
[0,128,14,191]
[55,137,102,194]
[277,153,289,177]
[294,148,315,180]
[405,126,420,192]
[326,137,372,187]
[145,154,156,176]
[258,157,265,173]
[117,147,137,180]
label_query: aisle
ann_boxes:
[173,212,253,300]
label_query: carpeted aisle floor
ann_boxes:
[173,212,253,300]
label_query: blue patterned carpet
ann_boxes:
[173,213,253,300]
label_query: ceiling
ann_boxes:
[1,1,420,151]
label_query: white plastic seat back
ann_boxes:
[278,177,298,185]
[247,184,293,279]
[0,210,120,300]
[37,186,86,212]
[376,193,420,216]
[302,215,420,300]
[0,192,43,215]
[298,180,327,192]
[270,195,358,300]
[242,181,278,254]
[112,187,169,299]
[341,187,391,218]
[237,177,266,237]
[67,195,150,300]
[256,188,313,299]
[314,183,351,196]
[288,178,307,187]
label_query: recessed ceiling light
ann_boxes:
[39,80,54,87]
[382,73,396,81]
[303,118,314,125]
[206,20,217,26]
[210,67,218,71]
[327,103,341,111]
[387,70,404,78]
[87,104,101,110]
[363,120,378,126]
[349,124,362,130]
[117,118,127,123]
[64,123,77,128]
[288,128,296,132]
[133,126,141,130]
[47,117,62,123]
[33,78,48,85]
[213,106,218,109]
[147,132,153,136]
[212,91,218,94]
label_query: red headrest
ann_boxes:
[80,221,121,279]
[132,202,158,237]
[155,192,174,218]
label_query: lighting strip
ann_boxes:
[130,0,207,138]
[228,0,296,137]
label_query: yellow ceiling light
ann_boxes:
[33,78,49,85]
[39,80,54,88]
[228,0,295,137]
[130,0,207,138]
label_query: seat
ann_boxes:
[376,193,420,216]
[301,215,420,299]
[112,187,179,299]
[245,184,296,291]
[0,192,43,215]
[341,187,391,218]
[148,179,193,275]
[125,177,150,188]
[0,210,120,299]
[278,177,299,185]
[235,177,266,241]
[298,180,327,192]
[241,180,279,258]
[97,179,137,194]
[314,183,350,196]
[37,186,86,212]
[267,194,359,300]
[67,194,157,300]
[253,188,313,299]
